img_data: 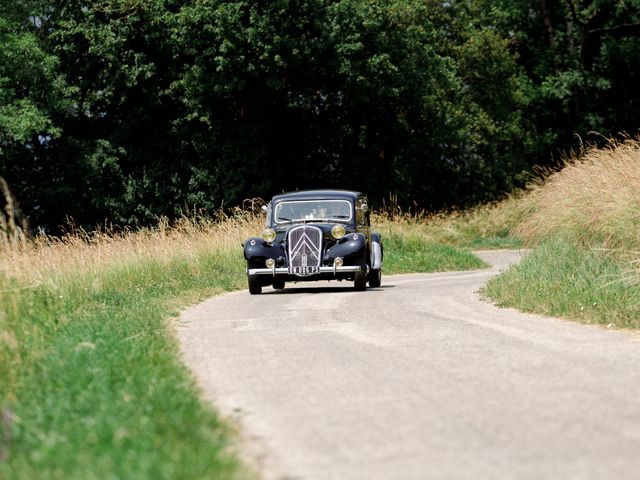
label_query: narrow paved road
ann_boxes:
[178,251,640,480]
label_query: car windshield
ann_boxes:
[274,200,352,224]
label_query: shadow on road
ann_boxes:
[262,285,394,295]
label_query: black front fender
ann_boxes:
[243,238,286,267]
[324,233,367,265]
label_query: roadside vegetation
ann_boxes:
[483,139,640,329]
[0,197,492,478]
[4,139,638,477]
[382,234,486,274]
[375,194,526,251]
[0,211,257,479]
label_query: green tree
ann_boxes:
[0,2,72,229]
[481,0,640,158]
[0,5,66,147]
[9,0,635,230]
[40,0,193,225]
[176,0,528,210]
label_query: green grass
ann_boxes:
[482,237,640,329]
[481,140,640,329]
[0,250,249,479]
[374,193,525,251]
[383,231,488,274]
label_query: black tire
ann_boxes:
[248,275,262,295]
[354,262,368,291]
[273,278,285,290]
[368,268,382,288]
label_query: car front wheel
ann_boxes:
[354,261,368,291]
[248,275,262,295]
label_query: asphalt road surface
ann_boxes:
[178,250,640,480]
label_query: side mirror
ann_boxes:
[261,205,268,212]
[360,204,369,212]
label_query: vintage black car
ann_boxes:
[243,190,383,294]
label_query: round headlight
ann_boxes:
[265,258,276,269]
[331,224,346,240]
[262,228,276,242]
[334,257,344,267]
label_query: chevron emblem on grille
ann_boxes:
[288,226,321,276]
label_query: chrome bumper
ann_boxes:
[248,265,361,276]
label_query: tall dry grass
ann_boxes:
[372,193,526,248]
[0,207,264,479]
[0,207,263,430]
[482,138,640,328]
[1,191,523,289]
[0,208,263,287]
[515,138,640,249]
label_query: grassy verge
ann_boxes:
[0,221,252,479]
[374,193,525,250]
[483,238,640,328]
[483,139,640,329]
[0,212,488,478]
[371,194,529,274]
[382,230,487,273]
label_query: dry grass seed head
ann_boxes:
[0,213,263,286]
[516,138,640,248]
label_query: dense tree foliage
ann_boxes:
[485,0,640,158]
[0,0,638,230]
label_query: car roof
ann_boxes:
[271,189,363,203]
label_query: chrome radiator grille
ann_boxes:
[287,225,322,276]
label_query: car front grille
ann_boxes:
[287,225,322,276]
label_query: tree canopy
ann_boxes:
[1,0,639,231]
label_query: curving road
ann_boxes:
[178,250,640,480]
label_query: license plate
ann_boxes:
[289,266,320,276]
